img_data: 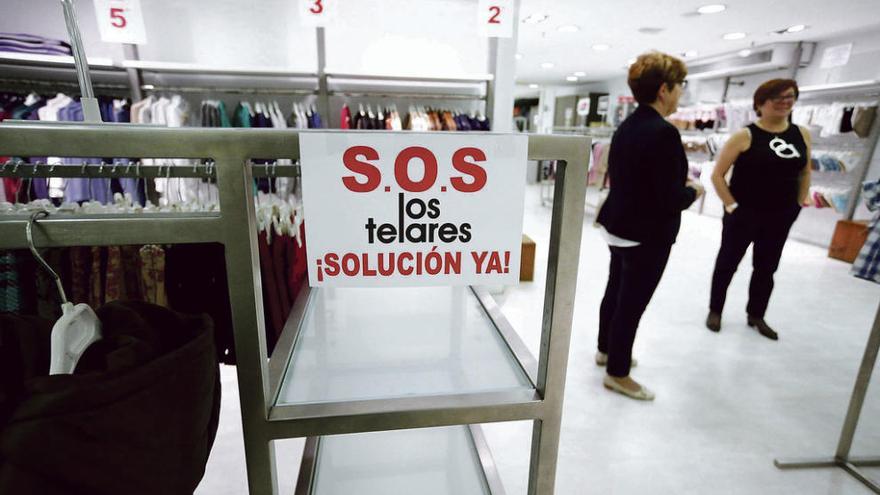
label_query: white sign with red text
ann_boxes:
[477,0,514,38]
[299,133,528,287]
[298,0,336,27]
[93,0,147,45]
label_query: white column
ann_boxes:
[487,0,521,132]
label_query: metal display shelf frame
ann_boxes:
[0,122,590,494]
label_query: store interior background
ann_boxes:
[2,0,880,493]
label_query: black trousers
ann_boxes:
[598,242,672,377]
[710,204,801,318]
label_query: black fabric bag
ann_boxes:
[0,301,221,495]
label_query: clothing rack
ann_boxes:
[0,158,299,179]
[0,122,590,495]
[775,299,880,494]
[141,85,318,96]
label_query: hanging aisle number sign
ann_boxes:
[299,133,528,287]
[93,0,147,45]
[478,0,514,38]
[298,0,336,27]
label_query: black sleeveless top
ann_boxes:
[729,123,807,208]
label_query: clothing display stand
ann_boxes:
[774,299,880,494]
[0,122,590,495]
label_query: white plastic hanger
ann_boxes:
[28,210,102,375]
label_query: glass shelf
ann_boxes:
[276,287,532,406]
[310,426,491,495]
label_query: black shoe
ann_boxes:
[706,311,721,332]
[747,316,778,340]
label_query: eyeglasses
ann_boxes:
[770,94,797,103]
[680,79,689,89]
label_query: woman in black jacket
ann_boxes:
[596,51,704,400]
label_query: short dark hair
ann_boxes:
[753,79,799,116]
[627,52,688,105]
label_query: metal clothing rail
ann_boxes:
[775,299,880,494]
[0,160,299,179]
[0,122,590,495]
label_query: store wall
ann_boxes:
[0,0,489,76]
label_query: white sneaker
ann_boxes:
[595,351,638,367]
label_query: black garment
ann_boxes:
[166,243,236,364]
[729,123,807,210]
[841,106,855,133]
[597,105,697,244]
[0,301,220,495]
[709,204,801,318]
[598,243,672,377]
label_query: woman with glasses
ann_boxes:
[596,52,704,400]
[706,79,811,340]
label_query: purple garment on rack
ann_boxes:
[58,101,111,204]
[0,45,72,57]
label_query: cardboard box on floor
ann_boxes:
[829,220,869,263]
[521,234,536,281]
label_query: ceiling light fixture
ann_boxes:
[515,53,523,60]
[682,50,698,58]
[540,62,555,69]
[574,71,586,77]
[557,24,580,33]
[723,32,747,40]
[785,24,807,33]
[522,13,549,24]
[529,84,539,89]
[697,4,726,14]
[566,76,578,82]
[592,44,611,51]
[738,49,752,57]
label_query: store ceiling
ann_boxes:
[515,0,880,85]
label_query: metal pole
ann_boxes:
[836,299,880,459]
[316,27,330,127]
[60,0,102,122]
[123,44,144,102]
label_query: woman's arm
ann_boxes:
[798,125,812,205]
[711,128,751,207]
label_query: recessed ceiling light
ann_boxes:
[681,50,698,58]
[540,62,555,69]
[529,84,539,89]
[566,76,578,82]
[592,44,611,51]
[723,32,747,40]
[557,25,580,33]
[574,71,586,77]
[785,24,807,33]
[515,53,523,60]
[738,49,752,57]
[522,13,549,24]
[697,4,727,14]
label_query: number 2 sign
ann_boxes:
[299,0,336,27]
[93,0,147,45]
[478,0,514,38]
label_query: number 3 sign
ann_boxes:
[299,0,336,27]
[93,0,147,45]
[478,0,514,38]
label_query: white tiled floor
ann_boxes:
[197,184,880,494]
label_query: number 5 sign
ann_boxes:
[93,0,147,45]
[299,0,336,27]
[478,0,514,38]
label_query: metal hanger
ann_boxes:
[27,210,68,304]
